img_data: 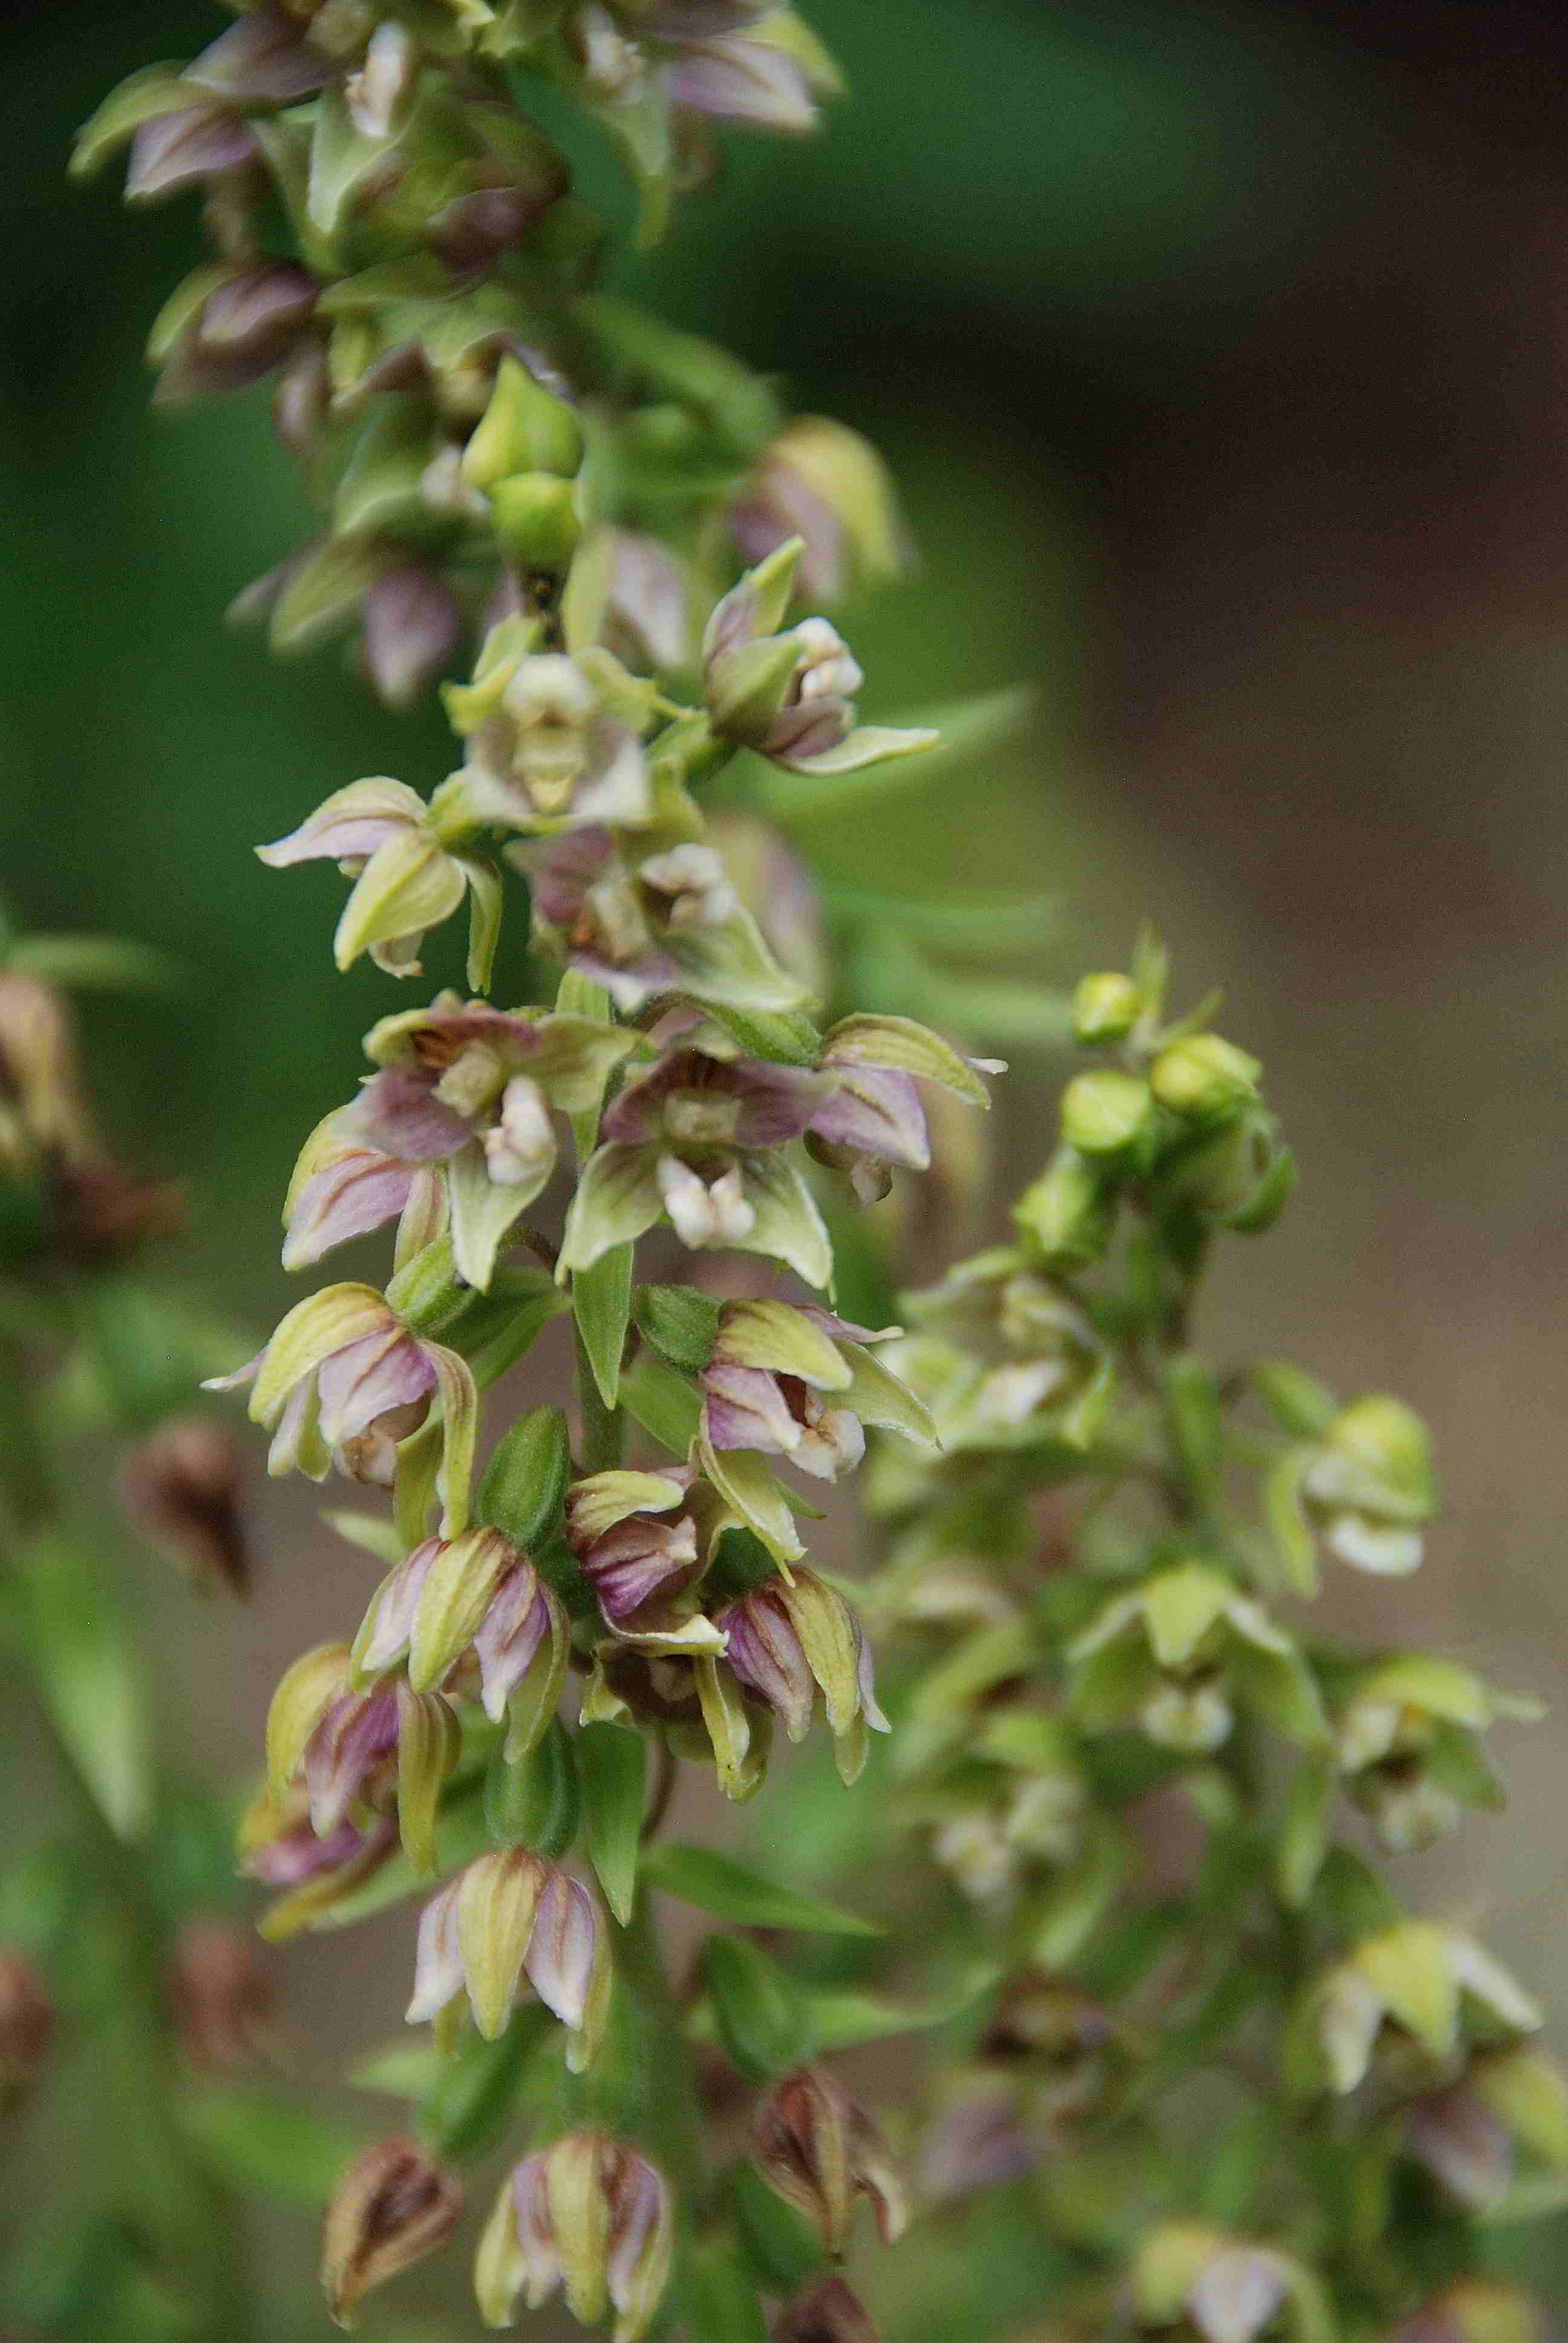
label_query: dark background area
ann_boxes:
[4,0,1567,2327]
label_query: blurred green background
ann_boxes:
[5,0,1568,2327]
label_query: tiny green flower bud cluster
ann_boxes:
[851,950,1561,2342]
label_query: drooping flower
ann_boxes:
[204,1283,477,1532]
[733,415,907,603]
[560,1041,831,1284]
[407,1850,609,2068]
[1330,1654,1540,1853]
[1068,1563,1325,1755]
[753,2066,907,2258]
[257,778,501,983]
[565,1465,728,1653]
[700,1296,933,1479]
[807,1013,1003,1207]
[352,1526,570,1759]
[528,825,805,1015]
[1131,2224,1328,2343]
[717,1569,889,1785]
[475,2131,673,2341]
[283,994,636,1286]
[1302,1396,1436,1577]
[446,626,652,833]
[321,2135,463,2330]
[702,539,936,777]
[1308,1922,1541,2096]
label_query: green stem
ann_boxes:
[573,1319,625,1476]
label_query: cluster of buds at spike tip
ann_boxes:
[753,2066,907,2259]
[204,1283,476,1529]
[702,539,937,777]
[407,1850,609,2069]
[1068,1562,1325,1755]
[321,2134,463,2331]
[475,2130,673,2341]
[264,1642,460,1875]
[1301,1922,1541,2097]
[353,1526,571,1759]
[283,992,636,1288]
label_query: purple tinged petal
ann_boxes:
[256,780,425,869]
[200,264,316,352]
[671,38,818,131]
[582,1516,701,1625]
[473,1568,552,1720]
[127,106,257,199]
[363,566,464,710]
[524,1873,598,2031]
[359,1539,441,1675]
[719,1590,814,1740]
[346,1068,473,1162]
[809,1066,930,1168]
[407,1879,465,2023]
[304,1686,399,1834]
[283,1151,417,1270]
[793,1303,900,1345]
[187,8,332,104]
[315,1328,434,1449]
[702,1362,800,1457]
[246,1812,393,1887]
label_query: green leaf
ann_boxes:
[620,1351,703,1458]
[419,2005,552,2163]
[705,1935,809,2082]
[18,1533,151,1840]
[176,2082,367,2206]
[573,1244,633,1409]
[633,1283,722,1374]
[8,934,189,994]
[483,1719,580,1861]
[577,1722,647,1927]
[476,1406,572,1549]
[730,2161,824,2290]
[800,1975,989,2052]
[645,1844,880,1936]
[670,2233,769,2343]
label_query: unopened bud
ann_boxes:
[476,2130,673,2339]
[119,1415,248,1598]
[321,2134,463,2328]
[753,2066,907,2258]
[1149,1034,1261,1120]
[1072,971,1142,1043]
[491,473,583,572]
[462,355,584,490]
[1059,1068,1154,1156]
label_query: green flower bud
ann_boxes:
[1072,971,1142,1043]
[1013,1144,1113,1268]
[460,354,583,488]
[490,473,583,572]
[1059,1068,1154,1155]
[1150,1033,1262,1119]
